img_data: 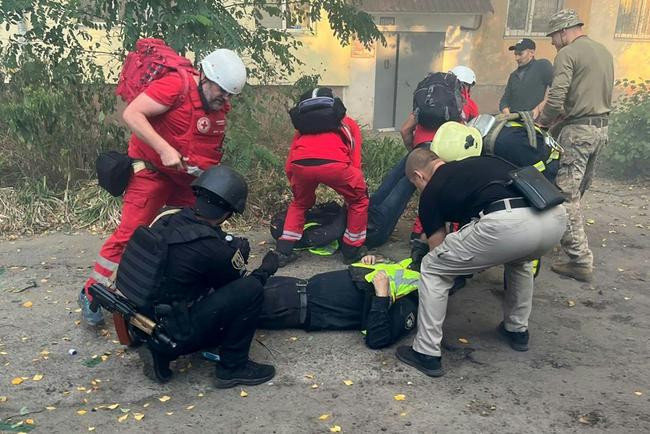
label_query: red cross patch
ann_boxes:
[196,117,211,134]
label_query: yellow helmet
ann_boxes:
[430,121,483,162]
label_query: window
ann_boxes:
[615,0,650,39]
[258,0,314,33]
[505,0,564,36]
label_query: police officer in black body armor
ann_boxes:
[118,165,280,388]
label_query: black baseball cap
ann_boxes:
[509,38,536,51]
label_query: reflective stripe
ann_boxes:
[343,230,367,241]
[90,270,113,287]
[280,230,303,241]
[95,255,119,271]
[354,259,420,302]
[533,161,546,172]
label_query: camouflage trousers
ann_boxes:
[555,123,609,267]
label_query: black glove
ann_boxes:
[257,250,279,276]
[249,251,279,285]
[230,236,250,263]
[408,239,429,272]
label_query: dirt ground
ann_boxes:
[0,177,649,434]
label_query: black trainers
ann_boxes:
[137,346,173,383]
[395,346,444,377]
[341,244,368,265]
[498,322,529,352]
[276,250,299,268]
[214,360,276,389]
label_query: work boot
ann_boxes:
[214,360,276,389]
[78,289,105,326]
[498,322,529,352]
[137,346,173,383]
[395,346,444,377]
[340,243,368,265]
[550,262,593,282]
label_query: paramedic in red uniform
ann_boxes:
[79,49,248,326]
[276,88,369,266]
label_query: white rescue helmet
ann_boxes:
[450,65,476,86]
[200,49,247,95]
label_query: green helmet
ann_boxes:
[191,165,248,215]
[546,9,584,36]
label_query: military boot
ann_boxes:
[214,360,276,389]
[551,262,593,282]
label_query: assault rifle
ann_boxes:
[88,283,176,348]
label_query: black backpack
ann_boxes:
[413,72,465,129]
[289,95,347,135]
[270,201,346,249]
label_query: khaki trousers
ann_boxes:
[555,124,609,267]
[413,205,567,357]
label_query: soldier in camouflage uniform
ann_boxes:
[537,9,614,282]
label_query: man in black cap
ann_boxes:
[499,38,553,117]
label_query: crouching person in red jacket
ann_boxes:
[276,87,369,266]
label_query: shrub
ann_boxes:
[602,78,650,178]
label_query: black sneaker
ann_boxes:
[276,250,299,268]
[395,346,444,377]
[498,322,529,352]
[449,276,467,296]
[409,232,423,241]
[137,346,173,383]
[341,244,368,265]
[214,360,276,389]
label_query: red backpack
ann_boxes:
[115,38,195,107]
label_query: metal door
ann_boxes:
[372,32,445,130]
[372,33,398,130]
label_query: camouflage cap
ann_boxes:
[546,9,584,36]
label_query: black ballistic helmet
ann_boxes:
[191,165,248,218]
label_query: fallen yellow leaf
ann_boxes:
[197,393,204,397]
[617,268,624,272]
[567,300,576,307]
[311,384,319,389]
[240,390,248,397]
[186,405,195,410]
[304,374,315,379]
[11,377,24,385]
[634,391,643,396]
[394,394,406,401]
[88,427,96,432]
[107,403,120,410]
[158,395,171,402]
[32,374,44,381]
[22,301,33,308]
[343,380,354,386]
[0,396,7,402]
[45,406,56,411]
[400,412,407,417]
[133,413,145,421]
[458,337,469,344]
[100,355,109,362]
[25,419,34,425]
[330,425,342,432]
[289,336,298,341]
[319,414,330,420]
[586,219,595,225]
[77,410,87,415]
[165,412,174,416]
[118,413,129,422]
[143,403,150,408]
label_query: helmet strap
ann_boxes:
[197,69,213,112]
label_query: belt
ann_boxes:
[297,281,308,325]
[480,197,529,217]
[564,115,609,128]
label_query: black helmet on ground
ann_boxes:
[191,165,248,218]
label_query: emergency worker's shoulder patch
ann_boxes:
[231,250,246,270]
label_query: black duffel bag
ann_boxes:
[96,151,133,197]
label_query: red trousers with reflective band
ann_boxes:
[83,169,195,295]
[281,162,369,247]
